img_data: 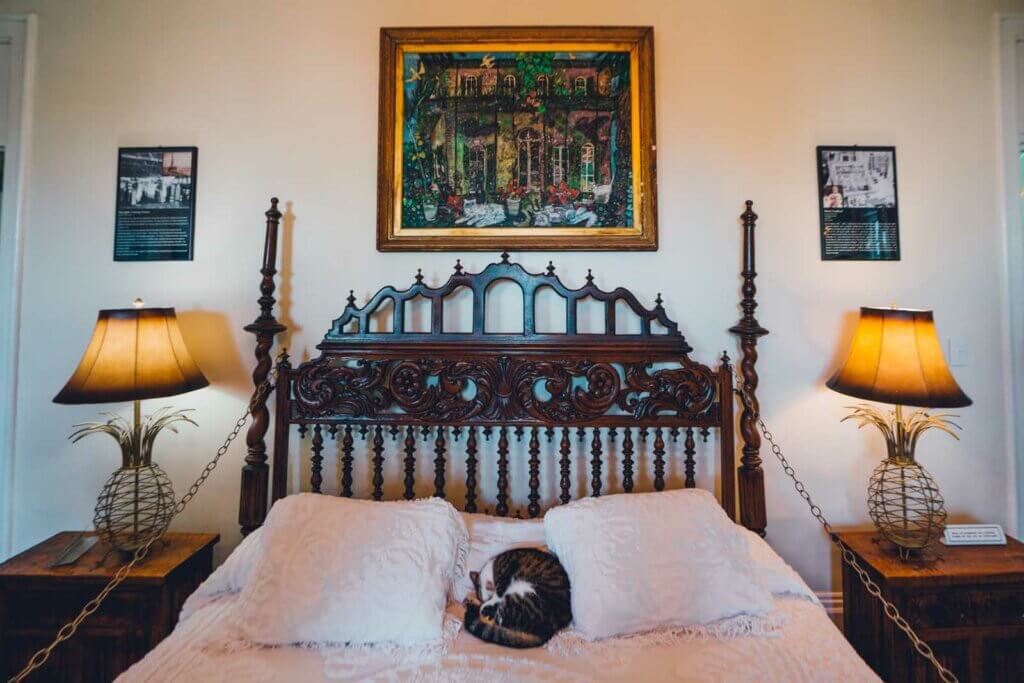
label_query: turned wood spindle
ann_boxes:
[684,427,697,488]
[403,426,416,500]
[371,425,385,501]
[590,428,603,497]
[434,427,447,499]
[310,425,324,494]
[465,426,479,513]
[496,426,510,517]
[559,427,572,505]
[621,427,635,493]
[528,427,541,518]
[653,427,666,491]
[341,425,354,497]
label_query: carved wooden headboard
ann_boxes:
[239,200,768,537]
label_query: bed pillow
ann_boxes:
[232,493,468,646]
[544,488,774,640]
[455,513,547,601]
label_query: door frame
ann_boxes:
[0,13,35,560]
[997,14,1024,538]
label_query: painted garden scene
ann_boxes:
[399,49,636,231]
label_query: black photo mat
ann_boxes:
[114,146,197,261]
[817,145,900,261]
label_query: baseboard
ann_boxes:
[817,591,843,629]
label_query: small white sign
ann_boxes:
[942,524,1006,546]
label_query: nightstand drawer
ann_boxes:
[906,588,1024,629]
[970,588,1024,627]
[905,589,1024,630]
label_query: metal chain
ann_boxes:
[8,368,278,683]
[732,370,957,683]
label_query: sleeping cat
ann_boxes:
[463,547,572,648]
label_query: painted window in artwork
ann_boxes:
[574,76,588,95]
[463,75,478,96]
[536,74,549,95]
[468,143,487,195]
[580,143,595,192]
[503,74,516,94]
[517,130,542,190]
[552,145,565,186]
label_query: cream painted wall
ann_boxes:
[0,0,1019,592]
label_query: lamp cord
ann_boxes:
[732,369,958,683]
[8,367,278,683]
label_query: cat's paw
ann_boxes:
[464,593,481,607]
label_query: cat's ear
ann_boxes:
[470,571,480,590]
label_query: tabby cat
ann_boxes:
[464,547,572,648]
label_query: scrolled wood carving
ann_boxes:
[290,354,716,423]
[619,362,717,418]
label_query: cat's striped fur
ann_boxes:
[464,548,572,648]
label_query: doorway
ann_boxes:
[0,14,33,561]
[998,16,1024,538]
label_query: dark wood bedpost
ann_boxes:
[729,200,768,537]
[240,197,287,536]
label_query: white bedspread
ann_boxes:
[118,594,878,682]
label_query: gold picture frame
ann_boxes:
[377,27,658,251]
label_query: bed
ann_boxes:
[118,199,879,682]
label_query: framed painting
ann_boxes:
[377,26,657,251]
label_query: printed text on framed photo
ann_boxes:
[377,27,658,251]
[817,145,900,261]
[114,146,197,261]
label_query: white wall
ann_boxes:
[0,0,1019,592]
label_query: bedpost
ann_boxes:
[729,200,768,537]
[718,352,736,522]
[240,197,287,536]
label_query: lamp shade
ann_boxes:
[826,307,971,409]
[54,307,209,404]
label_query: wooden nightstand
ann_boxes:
[0,531,218,682]
[839,530,1024,682]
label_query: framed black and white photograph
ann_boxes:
[817,145,899,261]
[114,146,197,261]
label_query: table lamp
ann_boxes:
[54,302,208,553]
[827,307,971,558]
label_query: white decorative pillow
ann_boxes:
[232,493,468,646]
[455,513,547,600]
[544,489,774,640]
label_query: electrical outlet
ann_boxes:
[947,338,969,367]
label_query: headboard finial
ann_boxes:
[586,268,594,284]
[415,268,424,284]
[454,259,464,275]
[266,197,281,220]
[500,251,511,264]
[545,261,556,276]
[346,290,356,307]
[655,292,664,309]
